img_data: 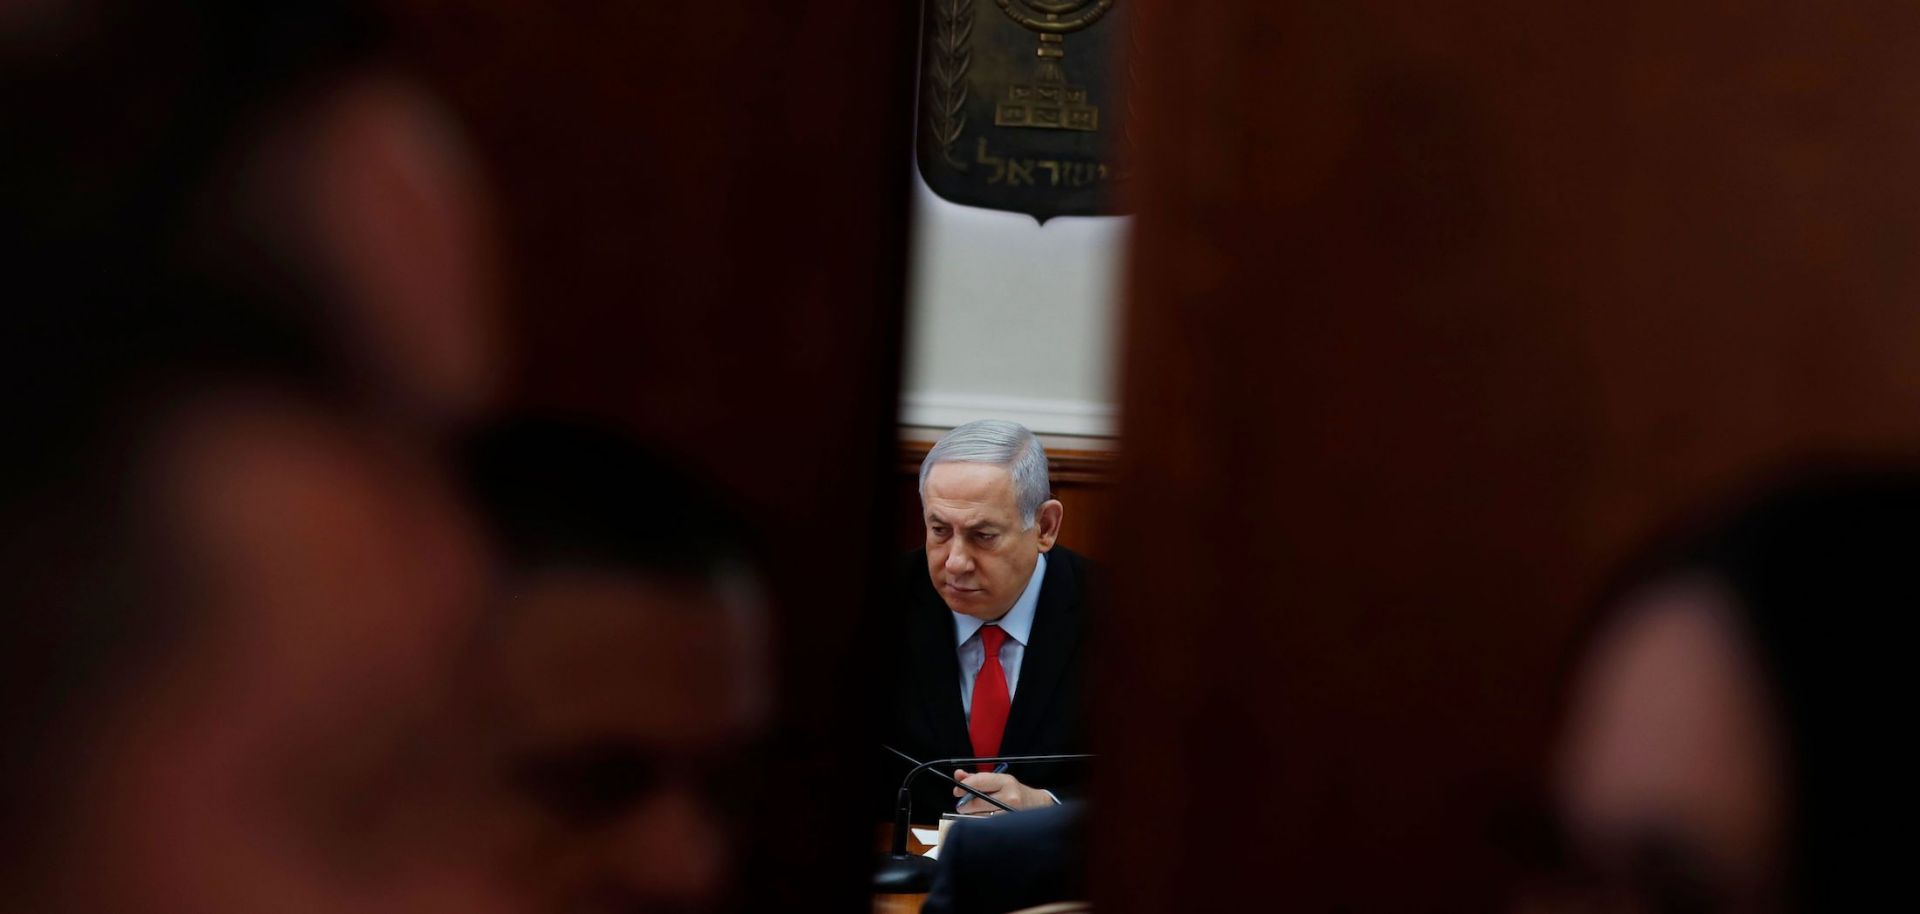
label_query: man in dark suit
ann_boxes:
[884,419,1092,822]
[922,802,1088,914]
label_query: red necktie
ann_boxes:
[969,624,1011,772]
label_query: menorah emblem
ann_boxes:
[992,0,1115,132]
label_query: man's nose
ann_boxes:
[944,539,974,575]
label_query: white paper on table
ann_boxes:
[920,843,940,860]
[910,828,942,846]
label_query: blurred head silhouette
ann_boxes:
[1532,470,1916,913]
[3,0,502,431]
[3,4,514,909]
[464,417,773,914]
[0,359,513,914]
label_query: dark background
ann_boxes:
[1105,1,1920,910]
[386,0,1920,909]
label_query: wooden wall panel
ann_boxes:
[1104,1,1920,910]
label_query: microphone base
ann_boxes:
[872,852,938,894]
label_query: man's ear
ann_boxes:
[1034,499,1065,552]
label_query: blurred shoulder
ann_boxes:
[897,547,941,611]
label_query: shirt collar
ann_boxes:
[952,552,1048,648]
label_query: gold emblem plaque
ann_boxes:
[917,0,1133,221]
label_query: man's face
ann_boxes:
[922,462,1058,621]
[60,394,511,914]
[1541,579,1786,912]
[490,569,770,914]
[210,70,503,426]
[299,73,503,423]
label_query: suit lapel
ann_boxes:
[1000,549,1080,753]
[908,567,973,758]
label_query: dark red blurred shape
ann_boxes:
[1106,1,1920,910]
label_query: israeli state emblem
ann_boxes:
[917,0,1134,222]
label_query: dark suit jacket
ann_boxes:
[921,802,1088,914]
[883,546,1093,822]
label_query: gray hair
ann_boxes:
[918,419,1052,529]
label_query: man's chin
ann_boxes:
[942,594,1013,621]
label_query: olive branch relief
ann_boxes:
[926,0,974,169]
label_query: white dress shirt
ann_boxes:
[953,552,1047,716]
[949,552,1054,807]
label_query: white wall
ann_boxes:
[899,172,1128,440]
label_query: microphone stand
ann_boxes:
[873,746,1095,893]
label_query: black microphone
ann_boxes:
[884,744,1019,814]
[873,745,1095,894]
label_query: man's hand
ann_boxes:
[952,769,1057,814]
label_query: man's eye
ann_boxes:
[930,528,950,538]
[975,533,997,543]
